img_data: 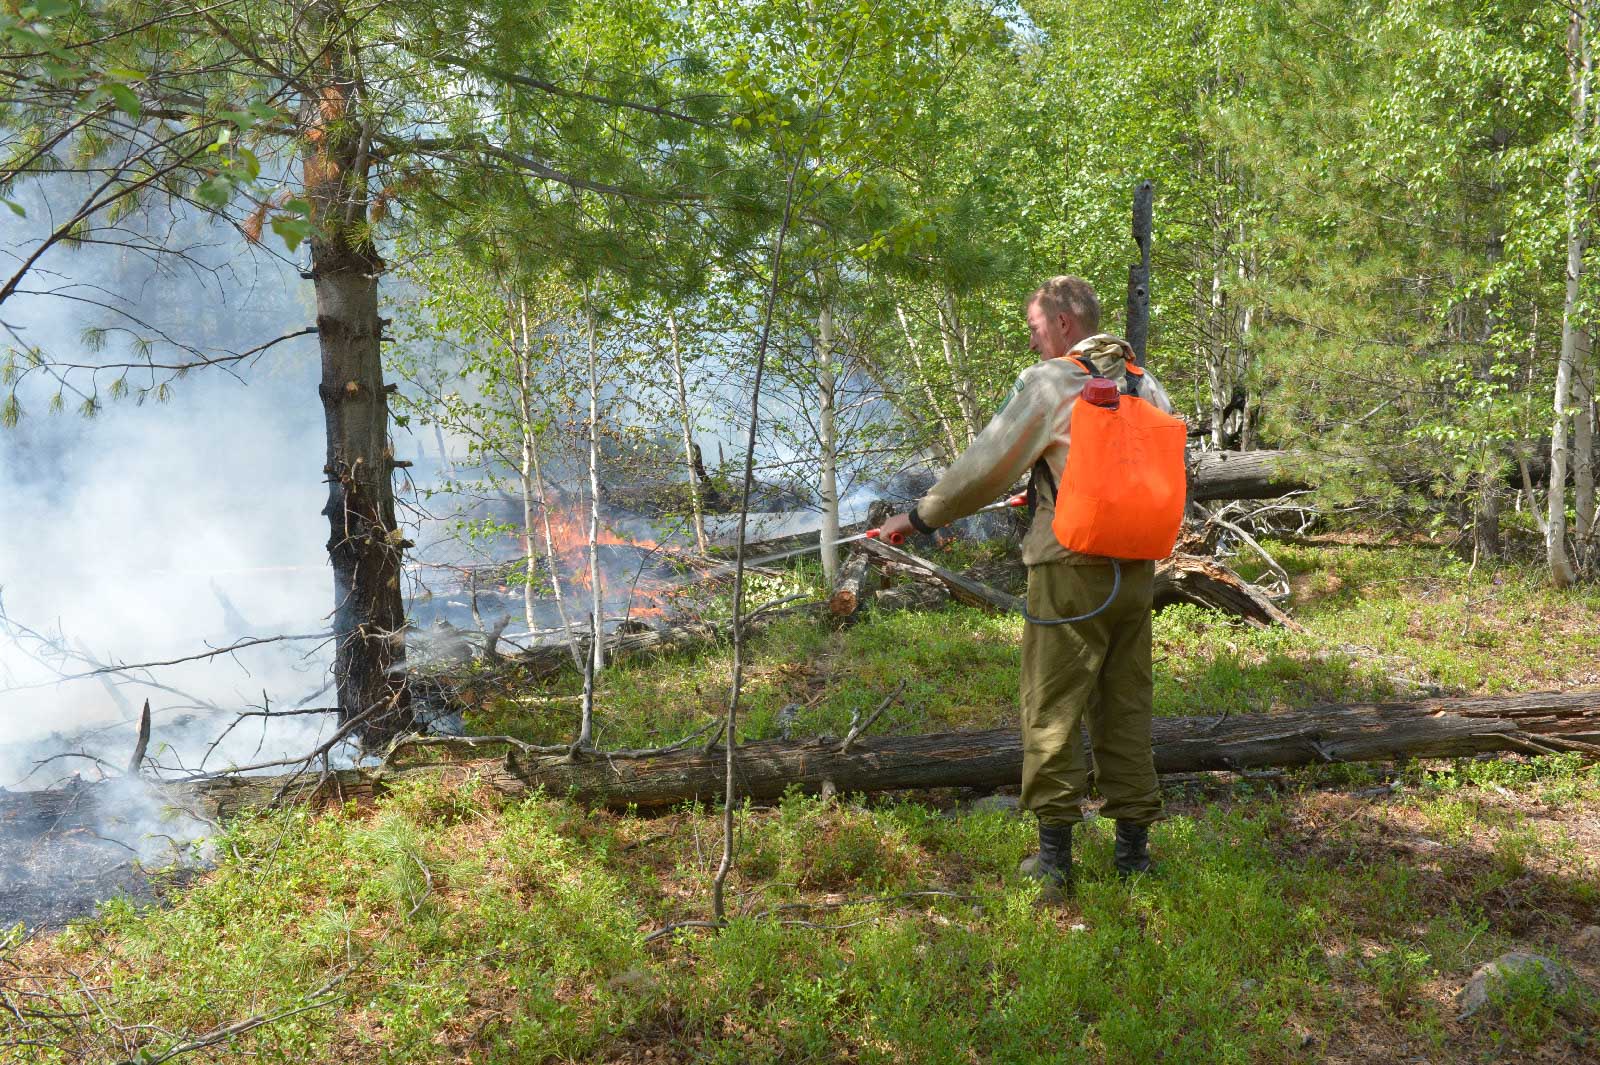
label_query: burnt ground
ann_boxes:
[0,820,203,931]
[1,779,211,932]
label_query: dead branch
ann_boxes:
[838,680,908,753]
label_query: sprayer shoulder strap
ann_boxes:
[1070,352,1144,398]
[1028,456,1057,514]
[1030,357,1093,512]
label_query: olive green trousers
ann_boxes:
[1019,559,1162,826]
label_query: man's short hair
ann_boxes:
[1028,276,1100,334]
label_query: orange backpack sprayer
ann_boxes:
[1024,355,1188,626]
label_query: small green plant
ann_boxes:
[1484,963,1579,1045]
[1366,944,1434,1015]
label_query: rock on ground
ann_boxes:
[1455,951,1569,1019]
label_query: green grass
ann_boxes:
[18,760,1598,1063]
[14,541,1600,1063]
[468,541,1600,750]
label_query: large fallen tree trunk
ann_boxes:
[5,692,1594,829]
[1189,449,1311,502]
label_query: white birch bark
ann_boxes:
[896,302,962,459]
[1574,338,1595,565]
[514,299,539,636]
[517,298,582,668]
[579,287,604,748]
[1551,0,1592,587]
[667,311,709,555]
[817,301,840,585]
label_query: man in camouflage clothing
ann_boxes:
[878,276,1176,901]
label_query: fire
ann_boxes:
[532,508,686,622]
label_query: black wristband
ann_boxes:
[908,506,936,536]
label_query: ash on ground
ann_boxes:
[0,779,212,932]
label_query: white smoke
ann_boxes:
[0,183,346,790]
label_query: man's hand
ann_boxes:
[875,511,917,544]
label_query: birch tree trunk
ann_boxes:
[1551,0,1593,588]
[937,291,979,442]
[1234,222,1256,450]
[579,288,604,749]
[527,431,583,670]
[896,302,962,459]
[667,312,709,555]
[303,1,409,744]
[1207,252,1228,449]
[514,299,539,636]
[817,301,840,585]
[1575,334,1596,569]
[515,299,580,669]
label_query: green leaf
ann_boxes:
[194,174,233,207]
[103,83,141,119]
[3,199,24,218]
[270,214,312,253]
[234,147,261,182]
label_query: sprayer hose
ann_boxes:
[1020,559,1122,626]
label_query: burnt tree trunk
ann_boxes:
[305,5,410,745]
[1126,179,1152,366]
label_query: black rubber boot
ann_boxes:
[1114,820,1153,877]
[1018,822,1074,903]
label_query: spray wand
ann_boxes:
[860,492,1028,547]
[718,492,1028,571]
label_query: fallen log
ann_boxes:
[1153,554,1296,628]
[514,601,823,679]
[828,551,879,618]
[5,692,1594,828]
[1189,449,1311,503]
[875,580,952,613]
[858,538,1023,612]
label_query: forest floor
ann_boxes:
[7,540,1600,1064]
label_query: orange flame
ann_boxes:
[534,509,680,620]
